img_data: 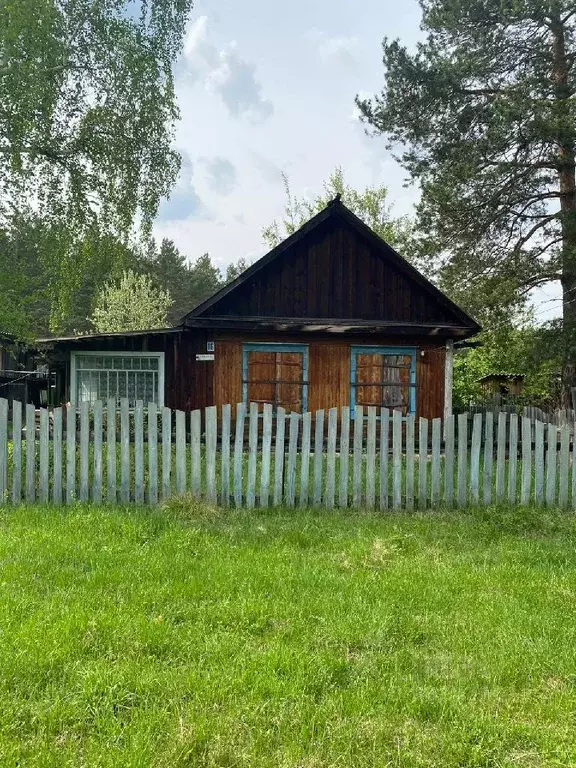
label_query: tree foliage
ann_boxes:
[90,269,173,332]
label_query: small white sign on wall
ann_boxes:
[196,353,214,361]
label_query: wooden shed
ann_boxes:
[37,198,480,419]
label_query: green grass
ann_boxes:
[2,503,576,766]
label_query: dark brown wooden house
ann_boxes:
[37,198,480,418]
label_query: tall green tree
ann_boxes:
[0,0,193,332]
[357,0,576,400]
[90,269,173,332]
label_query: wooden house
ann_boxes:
[478,372,525,397]
[37,198,480,418]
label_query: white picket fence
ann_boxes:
[0,398,575,509]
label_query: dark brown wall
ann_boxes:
[204,219,455,325]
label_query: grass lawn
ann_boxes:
[2,504,576,767]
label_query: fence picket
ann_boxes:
[92,401,103,504]
[39,407,49,504]
[379,408,390,511]
[545,423,557,507]
[483,412,493,505]
[470,412,482,504]
[162,406,172,501]
[405,414,415,510]
[521,416,532,505]
[559,425,570,509]
[273,407,286,506]
[313,409,325,507]
[393,409,402,510]
[246,402,258,509]
[12,400,22,505]
[175,410,186,496]
[286,411,300,508]
[120,399,130,503]
[147,402,158,505]
[457,413,468,507]
[260,403,273,507]
[534,420,545,506]
[444,415,454,507]
[366,407,377,509]
[419,417,429,510]
[191,409,202,498]
[106,400,116,504]
[221,404,231,507]
[495,412,507,503]
[80,401,90,502]
[339,406,350,508]
[65,403,74,504]
[233,403,246,507]
[206,406,218,505]
[299,410,312,508]
[352,406,364,508]
[133,401,144,505]
[507,413,518,505]
[325,408,337,509]
[0,399,7,503]
[431,417,441,506]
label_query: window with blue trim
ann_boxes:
[350,346,416,417]
[242,343,309,413]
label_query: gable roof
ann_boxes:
[182,197,480,334]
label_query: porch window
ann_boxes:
[70,352,165,407]
[350,346,416,417]
[242,343,308,413]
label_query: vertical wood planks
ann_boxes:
[352,406,364,509]
[313,409,325,507]
[379,408,390,511]
[338,406,350,508]
[297,410,310,508]
[39,407,49,504]
[392,409,402,510]
[12,400,22,505]
[120,399,130,503]
[0,399,7,503]
[273,407,286,506]
[260,404,273,507]
[133,401,144,504]
[286,411,300,508]
[161,406,172,501]
[444,415,455,507]
[80,401,90,502]
[65,403,75,504]
[545,423,557,507]
[495,412,507,503]
[325,408,338,509]
[190,409,202,498]
[405,414,415,510]
[534,420,545,506]
[221,404,231,507]
[246,402,259,509]
[483,412,493,505]
[233,403,246,507]
[147,402,158,505]
[175,409,186,496]
[520,416,532,505]
[457,413,468,507]
[418,417,429,510]
[558,425,570,508]
[365,407,377,509]
[205,406,218,505]
[431,417,441,507]
[507,414,518,505]
[106,399,116,504]
[92,400,103,505]
[470,412,482,504]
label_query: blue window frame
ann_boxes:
[242,343,309,413]
[350,346,417,418]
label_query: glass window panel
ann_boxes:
[75,354,162,407]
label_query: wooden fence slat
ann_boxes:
[273,406,286,507]
[379,408,390,511]
[559,425,570,509]
[352,406,364,509]
[338,406,350,508]
[80,401,90,502]
[325,408,337,509]
[134,401,144,504]
[106,399,116,504]
[495,412,507,503]
[457,413,468,507]
[470,412,482,504]
[286,411,300,508]
[545,423,557,507]
[175,409,186,495]
[431,417,441,506]
[246,402,259,509]
[444,415,455,507]
[260,403,273,507]
[233,403,246,507]
[405,414,415,510]
[162,406,172,501]
[521,416,532,505]
[221,404,232,506]
[299,410,312,508]
[393,409,402,510]
[147,402,158,505]
[418,417,429,510]
[39,407,49,504]
[190,409,202,498]
[12,400,22,505]
[0,399,7,503]
[206,406,218,505]
[534,420,545,506]
[65,403,75,504]
[120,399,130,503]
[483,412,493,505]
[366,407,377,509]
[92,400,103,505]
[507,413,518,505]
[313,409,325,507]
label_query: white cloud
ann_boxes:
[318,35,360,70]
[199,156,237,195]
[183,16,273,122]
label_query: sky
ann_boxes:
[153,0,561,321]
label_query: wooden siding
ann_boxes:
[203,219,456,325]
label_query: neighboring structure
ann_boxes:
[478,372,525,398]
[0,333,52,405]
[36,199,480,419]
